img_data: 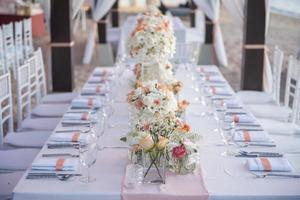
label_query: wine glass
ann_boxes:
[79,128,98,183]
[102,93,115,128]
[219,119,236,157]
[213,100,227,133]
[95,108,107,151]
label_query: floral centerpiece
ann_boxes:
[122,8,200,183]
[122,81,199,181]
[127,10,175,63]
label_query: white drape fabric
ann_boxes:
[82,0,116,64]
[222,0,272,92]
[193,0,228,67]
[72,0,87,33]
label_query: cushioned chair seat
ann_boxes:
[5,131,51,148]
[0,149,39,171]
[236,91,275,104]
[32,103,69,117]
[258,118,300,135]
[247,104,292,122]
[107,27,120,42]
[41,92,77,104]
[0,172,24,200]
[21,118,60,131]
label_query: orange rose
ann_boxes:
[181,123,191,133]
[178,100,190,111]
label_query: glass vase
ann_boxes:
[142,148,166,184]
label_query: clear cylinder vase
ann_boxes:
[142,148,166,184]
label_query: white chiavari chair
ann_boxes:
[246,47,292,122]
[14,21,24,67]
[23,18,34,59]
[0,27,5,75]
[15,62,60,131]
[0,72,40,172]
[34,48,78,104]
[2,23,16,77]
[26,54,69,117]
[237,46,284,105]
[0,69,51,148]
[258,56,300,135]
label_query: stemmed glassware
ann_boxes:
[213,100,227,133]
[79,125,98,183]
[95,108,107,151]
[102,92,115,128]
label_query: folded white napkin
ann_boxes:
[205,75,225,83]
[196,66,219,74]
[225,114,255,123]
[63,112,91,121]
[247,157,292,172]
[81,85,108,95]
[49,132,89,144]
[71,98,101,109]
[88,76,112,84]
[233,131,270,142]
[93,68,113,76]
[32,158,78,171]
[223,99,242,108]
[208,87,232,96]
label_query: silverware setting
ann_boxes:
[26,172,81,181]
[42,153,79,158]
[236,150,283,157]
[47,143,82,149]
[251,172,300,179]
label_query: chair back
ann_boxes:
[35,48,47,98]
[285,56,300,123]
[2,23,16,77]
[16,63,31,130]
[271,46,284,105]
[0,73,14,147]
[23,18,33,59]
[0,27,5,75]
[27,54,40,103]
[14,21,24,67]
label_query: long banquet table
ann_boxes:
[13,65,300,200]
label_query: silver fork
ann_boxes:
[251,172,300,178]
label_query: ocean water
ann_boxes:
[270,0,300,18]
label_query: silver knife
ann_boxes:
[42,153,79,157]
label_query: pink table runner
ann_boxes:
[122,167,209,200]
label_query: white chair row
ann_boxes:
[237,46,284,105]
[258,56,300,136]
[237,46,300,135]
[0,19,34,78]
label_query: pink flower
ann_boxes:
[172,145,187,159]
[143,123,150,131]
[154,99,161,106]
[135,99,144,110]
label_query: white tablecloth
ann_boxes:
[13,66,300,200]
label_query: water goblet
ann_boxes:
[79,131,98,183]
